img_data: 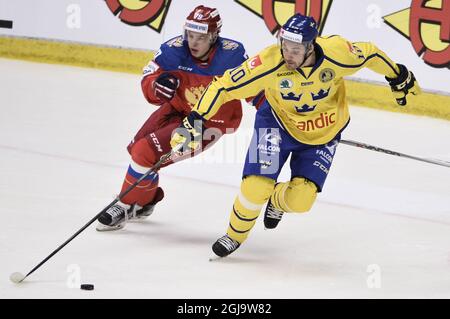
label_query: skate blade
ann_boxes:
[208,255,224,262]
[129,207,154,222]
[96,222,124,232]
[131,213,152,220]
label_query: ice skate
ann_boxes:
[211,234,241,258]
[263,199,284,229]
[96,202,132,231]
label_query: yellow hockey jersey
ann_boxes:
[194,35,400,145]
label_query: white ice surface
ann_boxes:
[1,59,449,298]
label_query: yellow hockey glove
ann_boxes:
[170,112,204,152]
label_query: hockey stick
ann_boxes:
[340,139,450,168]
[10,145,182,284]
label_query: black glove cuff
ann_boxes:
[385,64,408,86]
[185,112,206,133]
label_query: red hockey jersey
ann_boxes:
[141,35,249,133]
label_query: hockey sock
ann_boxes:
[226,176,275,243]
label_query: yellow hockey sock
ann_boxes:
[226,175,275,243]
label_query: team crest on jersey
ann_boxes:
[319,68,335,83]
[295,104,317,113]
[281,92,302,101]
[184,85,207,108]
[311,87,331,100]
[167,36,183,47]
[222,40,239,50]
[279,79,293,89]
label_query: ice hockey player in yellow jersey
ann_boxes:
[170,13,421,258]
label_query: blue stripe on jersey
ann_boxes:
[127,165,159,182]
[200,61,285,117]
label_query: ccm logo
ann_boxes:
[149,133,163,152]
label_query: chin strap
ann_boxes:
[298,42,315,68]
[280,40,315,68]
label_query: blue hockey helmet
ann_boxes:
[279,14,319,45]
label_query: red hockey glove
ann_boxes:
[153,73,180,102]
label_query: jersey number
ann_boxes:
[230,67,245,83]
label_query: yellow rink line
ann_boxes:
[345,80,450,121]
[1,36,449,121]
[0,36,151,74]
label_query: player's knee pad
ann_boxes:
[273,177,317,213]
[130,138,157,168]
[238,175,275,210]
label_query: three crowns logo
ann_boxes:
[311,87,331,101]
[295,104,317,113]
[383,0,449,68]
[281,92,302,101]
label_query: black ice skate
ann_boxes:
[263,199,284,229]
[212,235,241,258]
[133,187,164,220]
[96,202,131,231]
[96,188,165,231]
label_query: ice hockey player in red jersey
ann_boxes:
[96,5,250,231]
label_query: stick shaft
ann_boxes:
[23,149,175,279]
[340,139,450,168]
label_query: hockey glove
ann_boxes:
[385,64,421,106]
[170,112,205,152]
[153,73,180,102]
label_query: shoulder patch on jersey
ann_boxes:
[346,41,365,59]
[222,40,239,50]
[142,61,160,76]
[248,55,262,69]
[166,36,183,48]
